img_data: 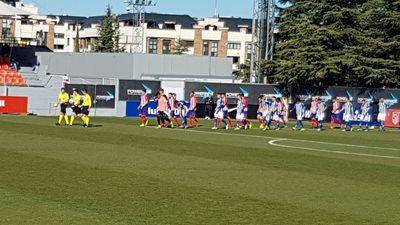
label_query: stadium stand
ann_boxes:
[0,55,26,86]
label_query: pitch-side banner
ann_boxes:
[65,84,116,108]
[119,80,161,101]
[184,82,286,105]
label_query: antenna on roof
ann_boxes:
[214,0,219,18]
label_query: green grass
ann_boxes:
[0,115,400,225]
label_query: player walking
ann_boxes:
[139,89,150,127]
[330,98,343,129]
[56,87,70,126]
[358,99,371,131]
[234,94,245,130]
[156,89,171,128]
[342,97,354,132]
[178,101,189,129]
[316,98,326,131]
[293,97,306,131]
[168,93,180,128]
[188,91,199,127]
[310,97,318,128]
[212,93,228,130]
[377,98,387,132]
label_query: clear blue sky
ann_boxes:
[23,0,254,18]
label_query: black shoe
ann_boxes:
[55,123,61,126]
[83,124,87,127]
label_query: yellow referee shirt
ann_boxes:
[72,93,82,106]
[83,94,92,107]
[58,92,69,104]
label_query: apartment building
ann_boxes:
[4,2,254,66]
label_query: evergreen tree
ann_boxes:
[93,5,124,53]
[171,39,189,55]
[271,0,400,88]
[74,23,80,53]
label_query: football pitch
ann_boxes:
[1,115,400,225]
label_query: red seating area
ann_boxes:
[0,56,27,86]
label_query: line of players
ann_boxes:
[139,89,389,132]
[56,87,92,127]
[291,96,388,132]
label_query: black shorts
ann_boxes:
[60,103,68,114]
[72,106,81,114]
[81,106,90,116]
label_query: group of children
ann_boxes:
[256,95,290,131]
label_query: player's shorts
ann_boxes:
[343,114,352,122]
[82,106,90,116]
[72,105,81,115]
[236,113,244,120]
[169,109,177,118]
[296,114,304,121]
[310,113,317,119]
[272,114,280,121]
[377,113,386,122]
[362,114,371,122]
[215,110,224,119]
[317,113,325,121]
[140,106,148,116]
[257,111,263,118]
[187,109,196,117]
[60,103,68,114]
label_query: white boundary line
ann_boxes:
[268,139,400,160]
[158,127,400,152]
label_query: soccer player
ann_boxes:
[81,89,92,127]
[377,98,387,132]
[269,97,279,130]
[342,97,354,131]
[241,94,252,129]
[234,94,245,130]
[310,97,318,128]
[139,89,150,127]
[293,97,305,131]
[156,89,170,128]
[168,93,180,128]
[257,95,266,129]
[188,91,199,127]
[69,88,82,126]
[316,98,326,131]
[358,99,371,131]
[222,93,234,129]
[330,98,343,129]
[178,101,189,129]
[212,93,228,130]
[262,97,272,130]
[277,98,288,129]
[56,87,70,126]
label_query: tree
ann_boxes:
[271,0,400,88]
[74,23,80,53]
[171,39,189,55]
[93,5,124,53]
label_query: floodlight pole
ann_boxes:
[124,0,156,53]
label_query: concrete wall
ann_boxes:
[36,52,233,80]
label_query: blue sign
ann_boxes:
[126,101,190,117]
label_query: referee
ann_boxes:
[81,89,92,127]
[56,87,70,126]
[69,88,82,126]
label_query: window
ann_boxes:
[230,56,240,64]
[54,45,64,50]
[246,43,253,60]
[185,41,194,48]
[148,38,158,54]
[67,38,70,46]
[54,33,65,39]
[164,23,176,30]
[202,41,209,56]
[162,40,171,54]
[228,43,241,50]
[210,41,218,57]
